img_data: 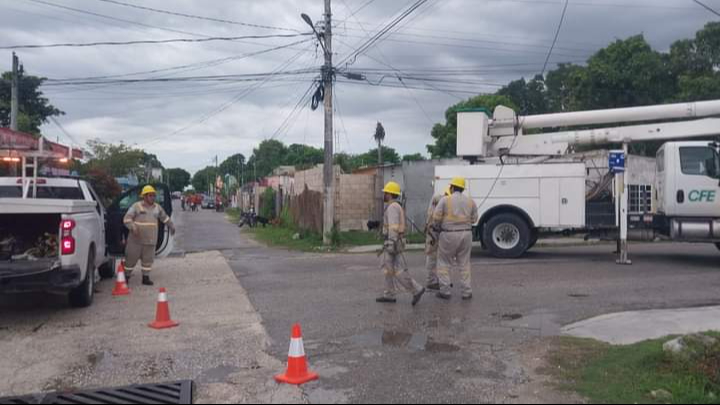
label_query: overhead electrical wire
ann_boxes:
[692,0,720,17]
[1,33,312,50]
[91,0,302,32]
[23,0,209,37]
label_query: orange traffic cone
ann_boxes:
[149,288,179,330]
[275,324,318,385]
[112,261,131,296]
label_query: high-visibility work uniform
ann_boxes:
[381,199,423,299]
[433,191,479,297]
[123,202,172,276]
[425,193,444,287]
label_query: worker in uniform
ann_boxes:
[425,187,450,291]
[376,181,426,306]
[432,177,479,300]
[124,186,176,286]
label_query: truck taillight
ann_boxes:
[61,219,76,255]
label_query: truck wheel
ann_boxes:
[98,259,115,280]
[483,214,531,259]
[69,252,95,308]
[528,230,539,251]
[715,243,720,251]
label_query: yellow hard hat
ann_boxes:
[383,181,402,196]
[141,185,157,196]
[450,177,466,190]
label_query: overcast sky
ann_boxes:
[0,0,717,173]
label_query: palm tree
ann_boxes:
[374,122,386,224]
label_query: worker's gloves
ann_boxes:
[130,224,139,235]
[384,238,405,255]
[168,224,176,236]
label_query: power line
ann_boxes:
[1,33,312,50]
[692,0,720,17]
[338,0,430,67]
[91,0,302,32]
[24,0,209,37]
[542,0,570,75]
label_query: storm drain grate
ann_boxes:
[1,381,193,405]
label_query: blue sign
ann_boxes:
[609,152,625,174]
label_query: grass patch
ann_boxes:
[544,334,720,404]
[250,226,324,252]
[247,225,425,251]
[225,208,241,224]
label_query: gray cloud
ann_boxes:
[0,0,716,172]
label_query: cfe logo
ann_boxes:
[688,190,717,203]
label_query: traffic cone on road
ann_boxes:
[111,261,131,296]
[275,324,318,385]
[149,288,179,330]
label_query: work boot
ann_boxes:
[376,297,397,304]
[462,294,473,301]
[142,275,154,286]
[426,283,441,291]
[412,288,426,307]
[436,292,452,300]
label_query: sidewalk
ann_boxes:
[0,251,302,404]
[343,238,603,254]
[562,306,720,345]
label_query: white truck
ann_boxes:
[0,132,174,307]
[435,100,720,260]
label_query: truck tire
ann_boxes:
[98,259,115,280]
[69,252,95,308]
[715,243,720,251]
[528,230,540,251]
[483,213,531,259]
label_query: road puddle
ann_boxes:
[352,329,460,353]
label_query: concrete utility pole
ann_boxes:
[10,53,19,176]
[322,0,335,245]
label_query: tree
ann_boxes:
[247,140,288,180]
[218,153,246,185]
[373,122,386,169]
[497,75,548,115]
[284,144,323,169]
[545,63,586,112]
[84,167,122,207]
[0,67,64,135]
[573,35,676,110]
[165,168,191,192]
[82,139,146,179]
[427,94,516,158]
[359,146,401,166]
[192,166,218,194]
[402,153,426,162]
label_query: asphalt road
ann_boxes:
[179,207,720,404]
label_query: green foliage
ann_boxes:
[77,140,161,184]
[285,144,324,169]
[402,153,427,162]
[0,68,64,135]
[192,166,218,193]
[83,167,121,206]
[165,168,191,192]
[247,140,288,180]
[546,335,720,404]
[358,146,401,167]
[259,187,277,219]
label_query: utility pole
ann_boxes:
[10,53,19,176]
[322,0,335,245]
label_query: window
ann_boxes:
[629,184,653,214]
[680,147,720,178]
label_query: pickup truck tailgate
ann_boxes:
[0,198,97,214]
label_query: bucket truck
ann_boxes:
[434,100,720,261]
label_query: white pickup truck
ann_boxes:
[0,178,174,307]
